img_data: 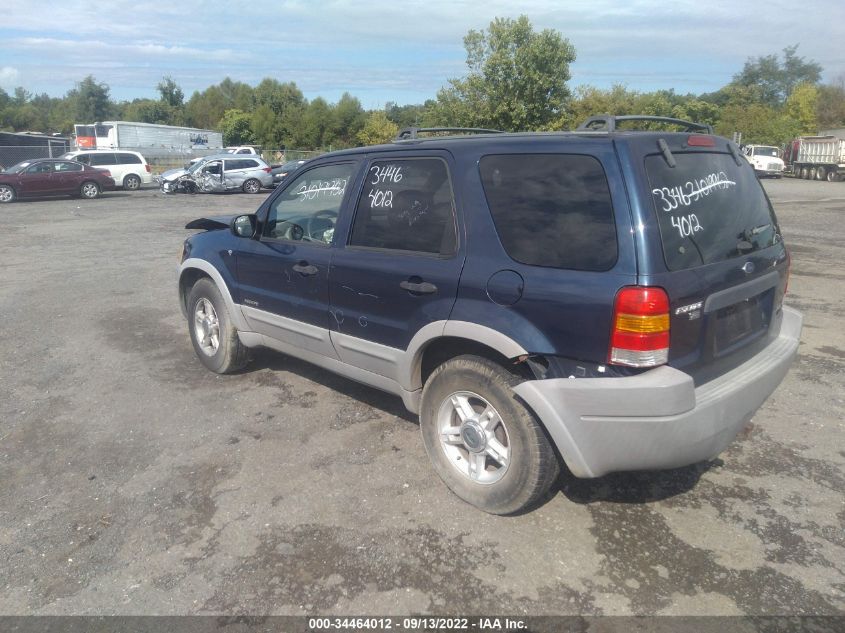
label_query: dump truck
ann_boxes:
[784,136,845,182]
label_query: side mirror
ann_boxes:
[232,214,257,238]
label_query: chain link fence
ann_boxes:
[0,145,324,174]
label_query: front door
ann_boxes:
[234,160,361,357]
[328,154,465,379]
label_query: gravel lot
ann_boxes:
[0,177,843,617]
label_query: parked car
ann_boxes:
[269,159,307,188]
[60,149,152,190]
[160,154,273,193]
[188,146,261,166]
[0,158,115,202]
[178,116,802,514]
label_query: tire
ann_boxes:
[829,171,841,182]
[0,184,15,203]
[242,178,261,194]
[808,167,817,180]
[123,174,141,191]
[80,181,100,199]
[419,355,559,515]
[187,277,249,374]
[816,167,826,181]
[799,167,809,179]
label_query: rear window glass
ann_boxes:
[227,159,259,170]
[116,153,142,164]
[479,154,617,271]
[88,153,116,166]
[646,153,779,271]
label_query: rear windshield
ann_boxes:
[646,152,779,271]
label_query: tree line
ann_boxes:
[1,16,843,150]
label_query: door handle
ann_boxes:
[292,261,318,276]
[400,280,438,294]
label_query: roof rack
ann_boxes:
[576,115,714,134]
[395,127,504,140]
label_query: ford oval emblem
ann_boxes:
[742,261,755,274]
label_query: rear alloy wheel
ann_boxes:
[242,178,261,194]
[80,181,100,199]
[123,174,141,190]
[420,355,559,515]
[0,184,15,203]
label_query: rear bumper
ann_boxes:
[513,306,802,478]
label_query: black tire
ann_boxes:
[80,181,100,199]
[123,174,142,190]
[816,166,826,181]
[242,178,261,194]
[419,355,559,514]
[800,167,809,179]
[808,167,818,180]
[0,184,15,203]
[186,278,249,374]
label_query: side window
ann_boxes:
[203,161,222,175]
[479,154,617,272]
[75,154,91,165]
[27,163,54,174]
[117,153,141,164]
[264,163,355,244]
[226,159,258,171]
[55,161,82,172]
[349,158,457,256]
[88,153,116,167]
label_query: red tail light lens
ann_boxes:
[145,164,151,173]
[609,286,670,367]
[263,167,271,173]
[101,169,112,178]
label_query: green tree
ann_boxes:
[733,44,822,107]
[219,109,255,145]
[68,75,113,122]
[784,83,819,135]
[433,15,576,131]
[332,93,366,147]
[122,98,173,125]
[356,111,399,146]
[157,76,184,108]
[295,97,334,149]
[816,81,845,129]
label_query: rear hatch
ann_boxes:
[625,134,790,381]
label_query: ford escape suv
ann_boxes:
[178,116,802,515]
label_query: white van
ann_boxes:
[61,150,153,190]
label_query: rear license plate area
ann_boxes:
[713,295,766,356]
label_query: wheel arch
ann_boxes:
[178,258,249,331]
[401,321,532,393]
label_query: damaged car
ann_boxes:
[159,154,273,194]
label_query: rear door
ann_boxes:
[625,136,789,377]
[328,153,464,378]
[52,160,86,193]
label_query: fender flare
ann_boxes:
[178,258,250,331]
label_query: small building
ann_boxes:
[820,128,845,140]
[0,131,71,168]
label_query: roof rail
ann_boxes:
[395,127,504,140]
[576,115,714,134]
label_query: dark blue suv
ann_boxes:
[178,117,802,514]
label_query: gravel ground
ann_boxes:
[0,177,842,616]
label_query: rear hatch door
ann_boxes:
[623,135,789,380]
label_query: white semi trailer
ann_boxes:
[784,136,845,182]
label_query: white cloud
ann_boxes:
[0,66,20,89]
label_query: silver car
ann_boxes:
[159,154,273,194]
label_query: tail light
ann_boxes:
[145,164,151,173]
[101,169,112,178]
[687,135,715,147]
[263,167,271,173]
[609,286,670,367]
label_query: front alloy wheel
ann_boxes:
[193,297,220,357]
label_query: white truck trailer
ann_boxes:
[74,122,223,158]
[784,136,845,182]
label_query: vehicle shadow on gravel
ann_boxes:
[246,348,417,423]
[556,459,720,505]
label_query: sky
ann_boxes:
[1,0,843,108]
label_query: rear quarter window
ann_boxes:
[479,154,617,271]
[117,153,142,164]
[646,152,779,271]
